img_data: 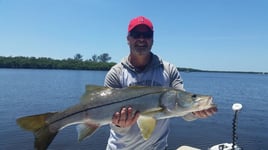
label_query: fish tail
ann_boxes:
[16,112,58,150]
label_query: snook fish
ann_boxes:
[16,85,216,150]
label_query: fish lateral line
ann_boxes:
[49,91,164,125]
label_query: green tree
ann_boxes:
[74,53,83,61]
[0,54,116,71]
[91,54,98,62]
[98,53,111,62]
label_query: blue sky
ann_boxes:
[0,0,267,72]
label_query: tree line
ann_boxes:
[2,53,256,74]
[0,53,116,70]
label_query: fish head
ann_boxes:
[161,89,214,116]
[175,90,214,112]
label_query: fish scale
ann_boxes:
[16,85,215,150]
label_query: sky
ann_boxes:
[0,0,267,72]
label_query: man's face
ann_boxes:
[127,25,153,56]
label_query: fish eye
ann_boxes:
[192,94,197,99]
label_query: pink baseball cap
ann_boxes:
[128,16,153,32]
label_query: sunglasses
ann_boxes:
[129,31,153,39]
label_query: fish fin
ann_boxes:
[137,115,157,140]
[80,85,108,103]
[76,122,99,142]
[34,125,58,150]
[16,112,58,150]
[141,107,163,116]
[85,85,107,93]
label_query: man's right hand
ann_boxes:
[112,107,140,128]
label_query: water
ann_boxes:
[0,69,267,150]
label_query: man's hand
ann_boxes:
[112,107,140,128]
[192,107,218,118]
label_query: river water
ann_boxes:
[0,69,267,150]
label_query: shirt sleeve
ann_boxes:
[164,62,184,90]
[104,65,122,88]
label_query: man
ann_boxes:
[104,16,217,150]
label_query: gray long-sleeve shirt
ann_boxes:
[104,53,195,150]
